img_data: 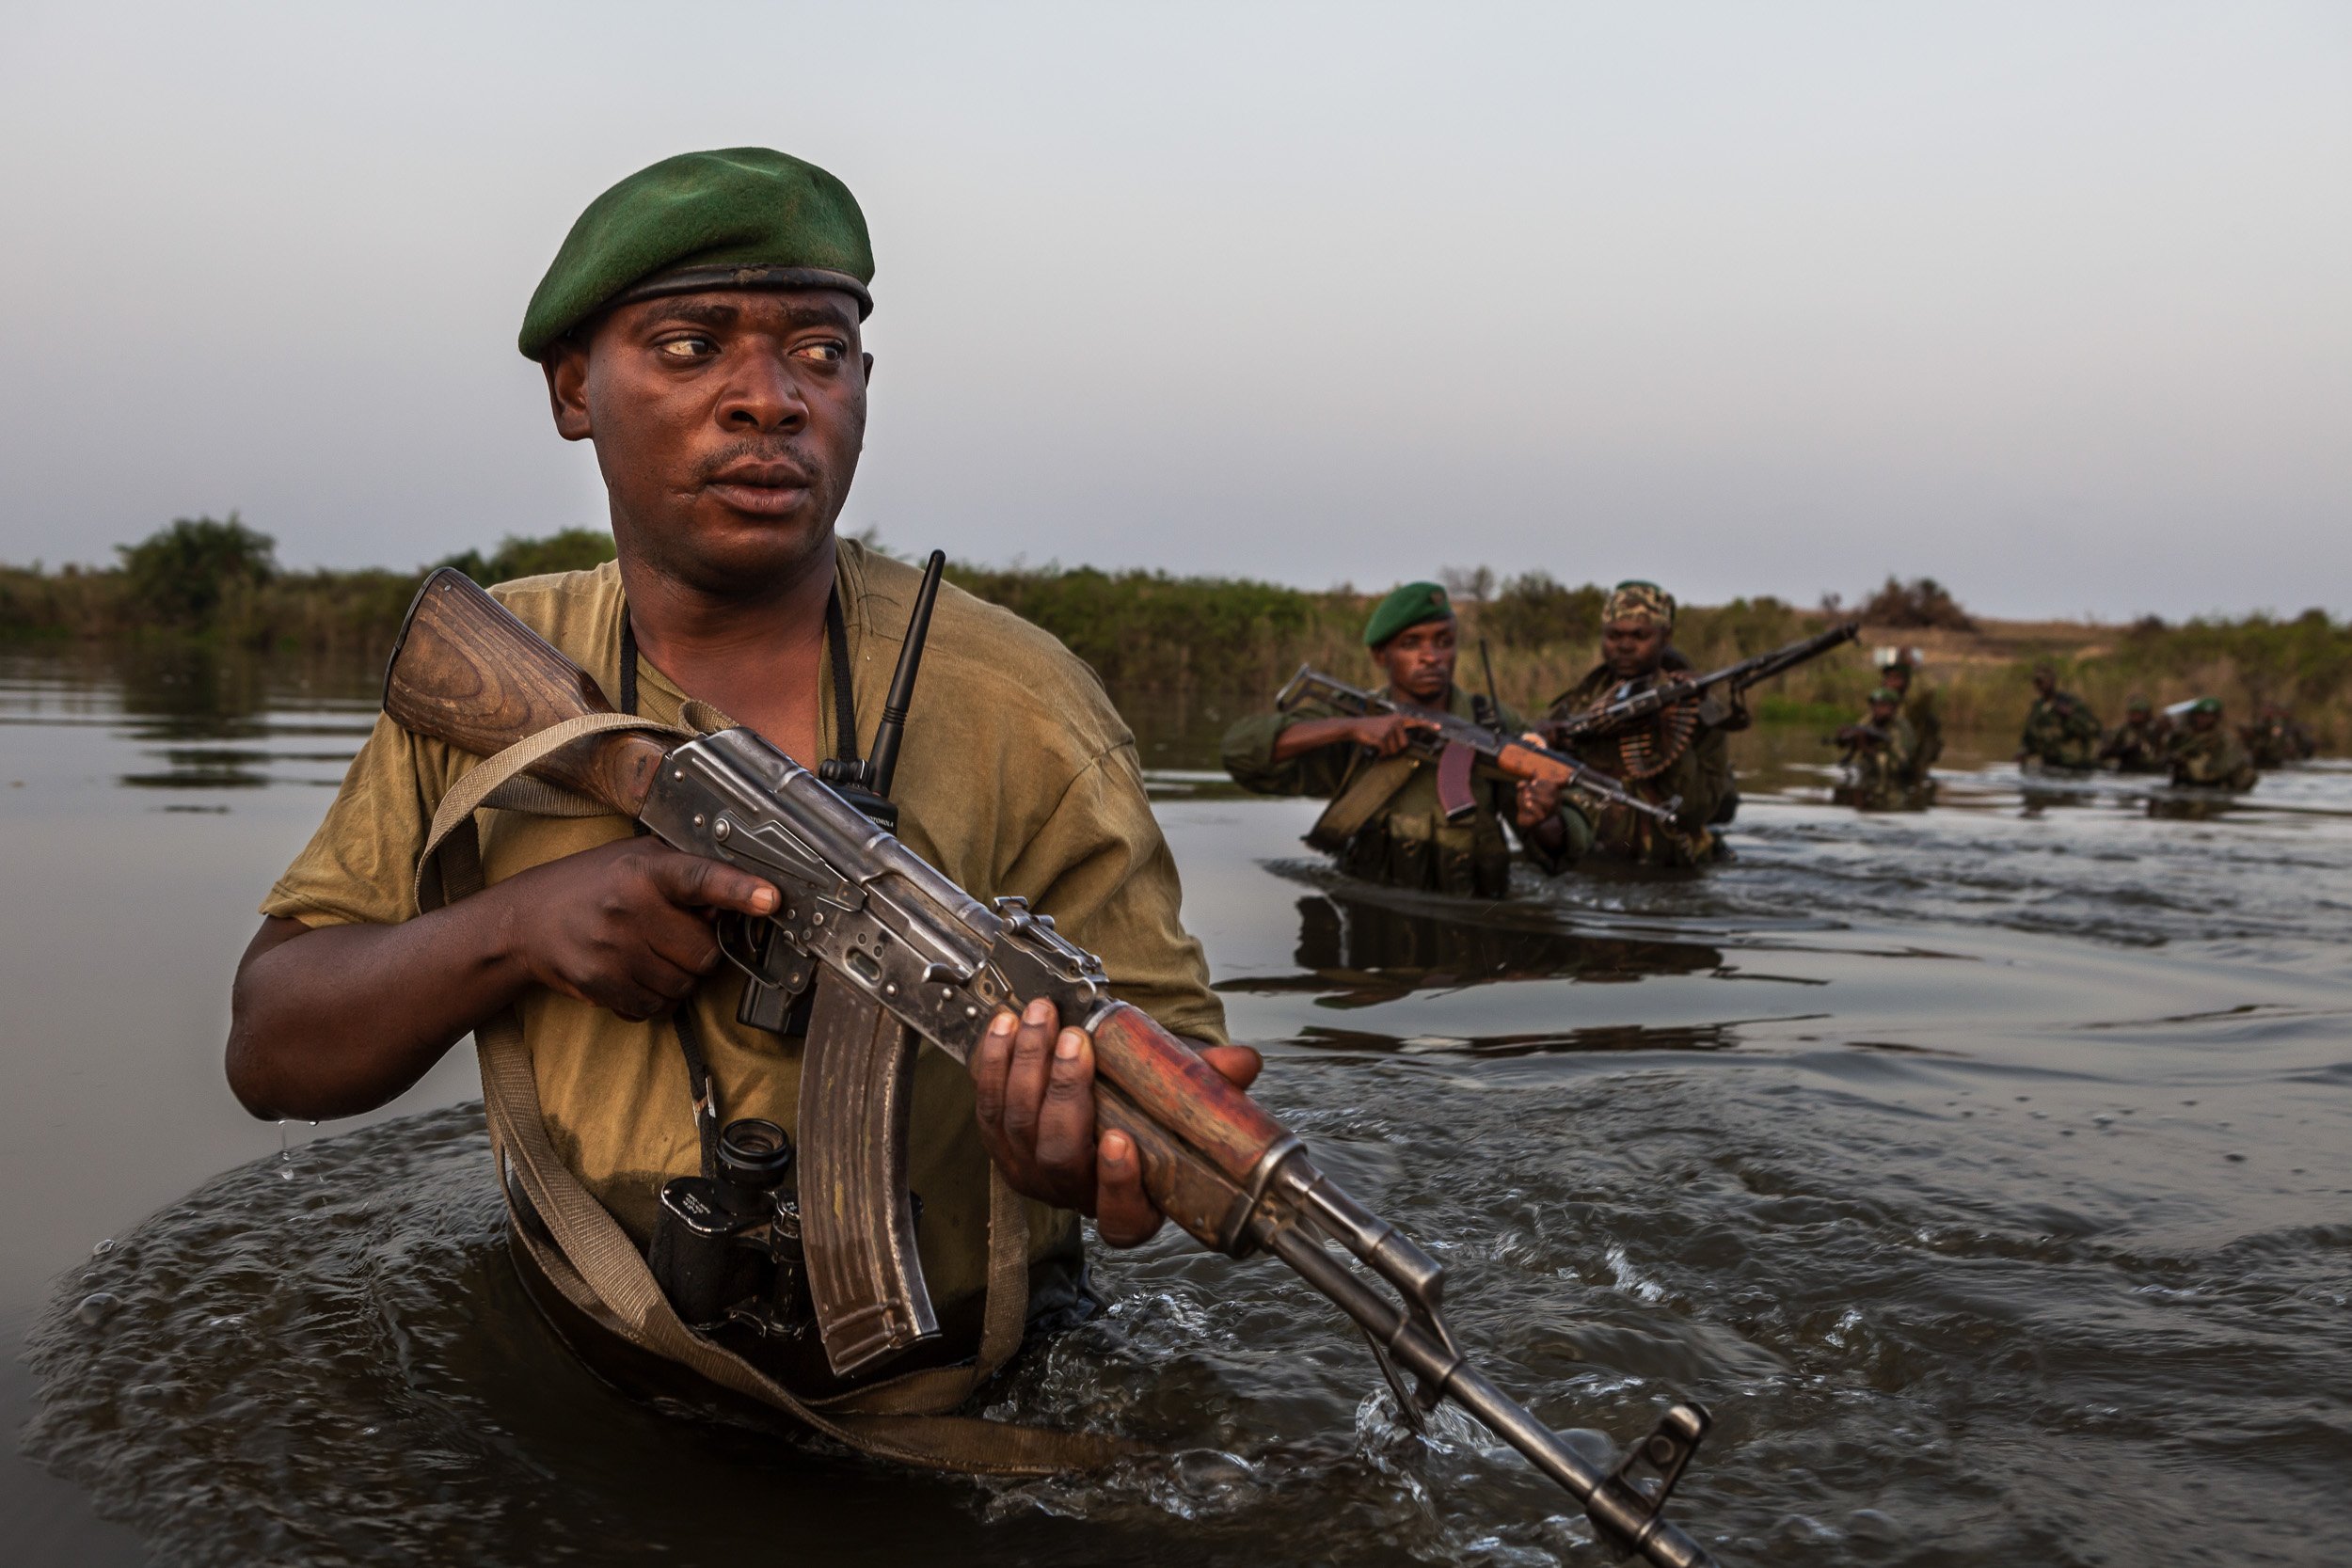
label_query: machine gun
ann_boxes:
[1273,665,1681,827]
[385,570,1720,1568]
[1546,622,1860,746]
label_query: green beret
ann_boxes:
[1363,581,1453,648]
[519,148,875,360]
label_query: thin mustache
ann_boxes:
[695,440,822,485]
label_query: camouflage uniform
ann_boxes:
[2019,689,2102,768]
[1548,658,1743,865]
[1221,687,1575,896]
[2099,713,2172,773]
[2241,714,2318,768]
[1899,686,1944,782]
[1834,711,1927,810]
[2169,722,2258,791]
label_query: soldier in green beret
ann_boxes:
[2169,698,2258,790]
[2099,696,2172,773]
[2016,664,2102,770]
[226,150,1257,1411]
[1221,581,1587,896]
[1544,580,1744,866]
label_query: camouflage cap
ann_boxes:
[1363,581,1453,648]
[1602,579,1676,630]
[519,148,875,360]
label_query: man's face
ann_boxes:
[1601,618,1667,681]
[1883,665,1911,694]
[1869,699,1898,724]
[2032,670,2056,698]
[2191,709,2218,733]
[1374,618,1456,703]
[544,288,871,596]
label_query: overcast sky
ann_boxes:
[2,2,2345,620]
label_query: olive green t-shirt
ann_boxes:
[262,539,1227,1325]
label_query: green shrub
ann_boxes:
[116,515,278,626]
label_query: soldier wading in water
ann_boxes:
[1546,581,1743,866]
[1222,581,1587,896]
[225,149,1260,1417]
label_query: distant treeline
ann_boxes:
[3,519,2344,747]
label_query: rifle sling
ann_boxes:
[1305,752,1422,852]
[412,708,1127,1473]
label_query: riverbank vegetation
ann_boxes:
[4,520,2344,748]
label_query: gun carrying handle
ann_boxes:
[385,568,671,815]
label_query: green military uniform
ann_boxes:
[1546,583,1740,866]
[2169,702,2258,790]
[1834,691,1929,810]
[1899,686,1944,781]
[269,545,1224,1353]
[1221,581,1582,896]
[2241,712,2318,768]
[2100,705,2172,773]
[1223,683,1569,896]
[2019,685,2102,768]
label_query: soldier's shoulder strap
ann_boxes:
[1305,752,1422,852]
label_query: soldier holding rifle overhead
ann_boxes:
[225,148,1255,1380]
[1221,581,1588,895]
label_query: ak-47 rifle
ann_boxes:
[385,570,1719,1568]
[1546,623,1860,746]
[1273,665,1682,827]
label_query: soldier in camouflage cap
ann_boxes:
[1545,580,1745,866]
[2016,664,2102,770]
[2240,700,2319,768]
[1874,646,1943,782]
[2099,696,2172,773]
[1832,688,1930,810]
[1223,581,1587,895]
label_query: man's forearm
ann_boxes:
[1268,716,1361,764]
[226,889,534,1122]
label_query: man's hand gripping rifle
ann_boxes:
[1273,664,1684,828]
[384,572,1720,1567]
[1545,623,1861,747]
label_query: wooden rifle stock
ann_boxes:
[385,569,672,813]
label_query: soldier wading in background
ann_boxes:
[2016,664,2102,771]
[1546,581,1743,866]
[1222,581,1586,896]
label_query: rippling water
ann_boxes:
[7,646,2350,1566]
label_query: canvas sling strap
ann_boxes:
[410,708,1127,1474]
[1304,752,1422,853]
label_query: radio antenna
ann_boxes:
[1479,637,1504,731]
[867,549,945,799]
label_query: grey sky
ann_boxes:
[2,1,2345,620]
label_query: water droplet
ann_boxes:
[76,1291,119,1327]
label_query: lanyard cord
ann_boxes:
[617,587,861,1177]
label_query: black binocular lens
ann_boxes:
[717,1117,794,1195]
